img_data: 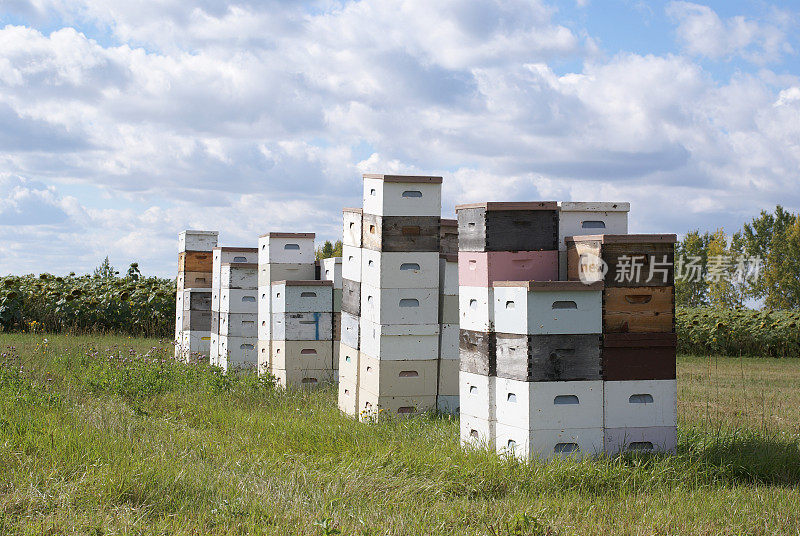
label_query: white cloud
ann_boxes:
[0,1,799,275]
[666,1,795,63]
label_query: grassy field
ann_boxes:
[1,334,799,535]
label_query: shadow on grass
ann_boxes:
[682,428,800,487]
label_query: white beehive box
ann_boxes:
[271,281,333,314]
[258,233,316,264]
[437,395,460,415]
[557,202,629,251]
[358,391,436,420]
[360,250,439,289]
[340,311,360,349]
[338,377,359,417]
[439,323,459,360]
[219,289,258,314]
[218,335,258,372]
[494,378,603,430]
[440,295,459,324]
[273,368,334,388]
[492,281,603,335]
[220,263,258,289]
[179,230,218,252]
[362,174,443,217]
[458,286,494,332]
[257,263,316,286]
[604,426,677,454]
[271,340,333,371]
[460,413,495,450]
[218,312,258,338]
[321,257,343,289]
[495,424,604,461]
[258,287,271,339]
[343,208,363,248]
[439,255,459,296]
[271,312,333,341]
[342,245,363,283]
[359,284,439,325]
[359,355,438,397]
[460,370,496,422]
[603,380,678,429]
[437,358,459,396]
[338,343,360,385]
[212,247,258,291]
[257,339,271,376]
[358,319,439,360]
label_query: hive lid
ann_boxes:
[455,201,558,211]
[180,230,219,235]
[272,280,333,286]
[492,280,604,291]
[343,207,363,214]
[439,254,458,262]
[258,232,315,239]
[362,174,443,184]
[440,218,458,227]
[212,247,258,252]
[558,202,630,212]
[220,263,258,268]
[565,234,677,244]
[603,332,677,347]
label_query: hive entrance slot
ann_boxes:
[554,395,579,405]
[554,443,579,453]
[581,220,606,229]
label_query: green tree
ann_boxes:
[93,256,118,279]
[762,216,800,309]
[675,230,711,307]
[316,240,343,260]
[706,229,742,309]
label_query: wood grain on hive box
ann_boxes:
[602,332,677,381]
[495,333,601,382]
[179,251,213,273]
[566,234,677,287]
[341,279,361,316]
[603,286,675,333]
[455,202,558,252]
[459,329,496,376]
[220,263,258,289]
[361,214,441,252]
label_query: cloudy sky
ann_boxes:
[1,0,798,277]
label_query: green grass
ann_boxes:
[1,334,799,535]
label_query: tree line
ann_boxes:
[676,206,800,309]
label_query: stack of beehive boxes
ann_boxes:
[257,233,332,387]
[175,230,218,361]
[338,208,364,416]
[320,256,343,378]
[437,218,460,413]
[566,232,678,454]
[210,247,259,371]
[491,280,605,459]
[340,174,445,420]
[455,202,560,452]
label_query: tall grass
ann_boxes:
[1,334,799,535]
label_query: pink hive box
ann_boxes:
[458,251,558,287]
